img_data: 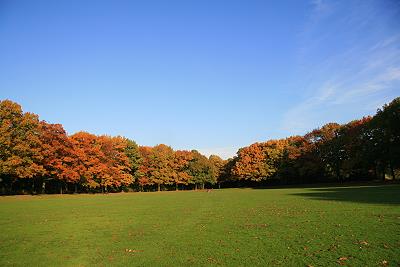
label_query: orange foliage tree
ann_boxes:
[0,100,45,193]
[149,144,175,191]
[1,97,399,194]
[69,131,101,190]
[40,121,79,193]
[96,135,133,190]
[137,146,154,191]
[70,132,133,192]
[172,150,193,190]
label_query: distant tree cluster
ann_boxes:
[0,97,399,194]
[0,100,224,194]
[228,97,400,185]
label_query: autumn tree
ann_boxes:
[69,132,103,191]
[40,121,79,193]
[232,140,287,182]
[0,100,45,193]
[1,97,399,195]
[232,143,269,181]
[209,154,226,188]
[151,144,175,191]
[278,136,308,183]
[188,150,214,190]
[137,144,175,191]
[96,135,133,191]
[137,146,154,191]
[172,150,193,190]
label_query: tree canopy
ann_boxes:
[0,97,399,194]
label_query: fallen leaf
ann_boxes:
[125,249,144,253]
[337,257,348,265]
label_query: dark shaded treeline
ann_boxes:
[226,97,399,186]
[0,97,399,194]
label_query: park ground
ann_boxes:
[0,184,399,266]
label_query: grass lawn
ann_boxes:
[0,185,399,266]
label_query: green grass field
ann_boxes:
[0,185,399,266]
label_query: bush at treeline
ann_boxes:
[0,97,399,194]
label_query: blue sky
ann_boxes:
[1,0,399,158]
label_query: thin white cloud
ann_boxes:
[311,0,331,14]
[332,67,400,105]
[281,0,400,134]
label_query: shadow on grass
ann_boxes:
[290,185,400,205]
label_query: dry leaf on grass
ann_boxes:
[125,249,144,253]
[337,257,349,265]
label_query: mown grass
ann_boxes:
[0,185,399,266]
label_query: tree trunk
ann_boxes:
[10,180,15,194]
[74,183,78,194]
[157,183,160,192]
[382,164,386,181]
[335,165,341,182]
[218,183,221,189]
[32,179,35,194]
[175,183,178,191]
[202,183,205,190]
[60,182,63,194]
[195,184,197,191]
[390,163,395,180]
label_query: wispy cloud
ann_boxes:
[311,0,331,15]
[282,0,400,134]
[333,67,400,104]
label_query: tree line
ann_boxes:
[228,97,399,186]
[0,97,399,194]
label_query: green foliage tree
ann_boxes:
[150,144,175,191]
[209,154,226,188]
[124,138,141,182]
[369,97,400,179]
[188,150,214,189]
